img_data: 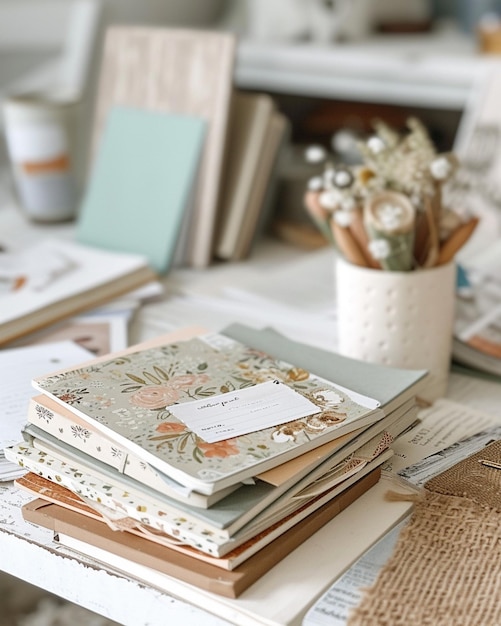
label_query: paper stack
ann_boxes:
[453,241,501,379]
[5,324,427,598]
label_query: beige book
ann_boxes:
[231,111,289,261]
[215,92,276,260]
[91,26,235,268]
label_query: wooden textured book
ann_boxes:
[21,467,381,597]
[91,26,235,268]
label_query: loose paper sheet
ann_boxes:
[0,341,92,450]
[302,521,406,626]
[381,397,500,476]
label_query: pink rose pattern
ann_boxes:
[129,385,180,409]
[40,338,368,478]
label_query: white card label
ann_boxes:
[168,380,320,443]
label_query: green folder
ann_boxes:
[76,106,206,273]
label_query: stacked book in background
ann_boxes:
[5,324,427,598]
[76,25,289,273]
[214,91,289,262]
[1,28,290,347]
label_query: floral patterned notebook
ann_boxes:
[33,333,381,494]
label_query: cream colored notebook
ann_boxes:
[91,26,235,268]
[232,111,289,261]
[215,92,275,260]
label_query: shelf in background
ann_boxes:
[234,29,492,110]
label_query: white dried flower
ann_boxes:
[323,166,336,186]
[368,238,391,260]
[376,202,406,230]
[319,189,341,210]
[334,210,354,227]
[333,169,354,188]
[307,176,324,191]
[367,136,386,154]
[331,129,358,156]
[430,156,452,180]
[410,193,423,209]
[305,145,327,163]
[340,195,357,211]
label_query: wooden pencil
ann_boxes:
[437,217,479,265]
[331,220,371,268]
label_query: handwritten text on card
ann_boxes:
[167,380,320,443]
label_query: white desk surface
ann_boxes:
[2,186,501,626]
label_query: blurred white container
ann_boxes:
[335,257,456,402]
[3,91,81,222]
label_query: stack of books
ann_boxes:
[78,26,288,271]
[5,324,427,598]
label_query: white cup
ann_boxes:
[3,91,81,222]
[335,257,456,402]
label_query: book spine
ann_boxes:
[28,398,203,506]
[28,398,128,472]
[5,442,229,556]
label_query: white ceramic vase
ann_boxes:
[335,257,456,402]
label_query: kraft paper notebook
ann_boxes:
[76,107,206,274]
[21,467,380,598]
[91,26,235,268]
[17,469,380,573]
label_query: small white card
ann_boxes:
[168,380,320,443]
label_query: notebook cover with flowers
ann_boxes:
[32,333,381,494]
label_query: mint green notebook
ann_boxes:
[76,107,205,273]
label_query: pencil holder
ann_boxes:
[335,257,456,402]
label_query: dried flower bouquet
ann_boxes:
[304,117,479,271]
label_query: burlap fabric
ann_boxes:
[347,440,501,626]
